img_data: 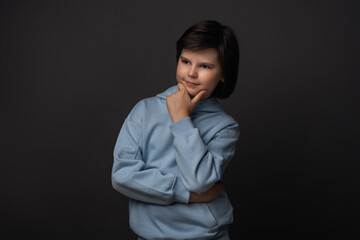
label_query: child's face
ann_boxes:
[176,48,224,99]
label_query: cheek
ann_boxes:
[176,65,183,79]
[203,73,221,87]
[201,75,221,95]
[208,80,220,93]
[175,67,180,81]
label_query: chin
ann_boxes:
[185,88,198,97]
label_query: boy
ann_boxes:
[112,20,240,239]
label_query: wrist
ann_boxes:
[171,112,189,123]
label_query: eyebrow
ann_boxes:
[180,56,216,67]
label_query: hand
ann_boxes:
[189,182,224,203]
[166,83,206,123]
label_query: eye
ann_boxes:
[182,59,190,64]
[201,65,211,69]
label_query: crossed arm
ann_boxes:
[112,83,236,205]
[166,83,225,202]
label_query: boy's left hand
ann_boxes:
[166,83,206,122]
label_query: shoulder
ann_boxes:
[196,98,238,127]
[127,96,163,124]
[193,100,239,140]
[203,111,239,144]
[220,112,238,128]
[209,103,239,139]
[214,111,239,137]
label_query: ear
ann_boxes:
[220,77,225,83]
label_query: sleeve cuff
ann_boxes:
[172,176,190,204]
[169,117,195,137]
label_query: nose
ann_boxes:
[188,66,198,78]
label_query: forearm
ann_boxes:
[170,117,239,193]
[113,116,190,205]
[112,156,190,205]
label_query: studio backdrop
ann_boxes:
[1,0,359,239]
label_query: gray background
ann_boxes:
[1,0,359,239]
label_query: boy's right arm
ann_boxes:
[112,117,191,205]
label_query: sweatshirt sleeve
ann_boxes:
[112,116,190,205]
[170,117,239,194]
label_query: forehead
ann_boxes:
[180,48,220,63]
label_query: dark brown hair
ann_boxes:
[176,20,239,99]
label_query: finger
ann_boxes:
[191,90,207,104]
[177,82,186,91]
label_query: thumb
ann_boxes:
[191,90,207,105]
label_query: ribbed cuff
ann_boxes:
[172,177,190,204]
[169,117,195,137]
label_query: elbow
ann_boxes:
[111,175,118,190]
[111,171,127,193]
[111,175,120,191]
[182,170,221,194]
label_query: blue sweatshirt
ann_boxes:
[112,85,239,239]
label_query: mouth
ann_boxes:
[184,80,199,87]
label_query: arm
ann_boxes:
[111,115,190,205]
[170,117,239,193]
[166,83,239,193]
